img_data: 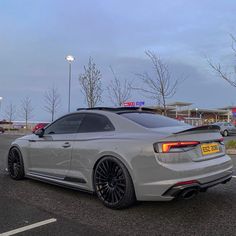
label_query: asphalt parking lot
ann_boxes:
[223,135,236,142]
[1,134,236,235]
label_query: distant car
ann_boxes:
[32,123,49,133]
[213,122,236,137]
[6,108,233,209]
[0,127,4,133]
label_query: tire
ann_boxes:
[223,130,228,137]
[93,156,136,209]
[8,147,25,180]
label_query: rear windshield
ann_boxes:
[120,112,187,128]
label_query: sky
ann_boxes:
[0,0,236,121]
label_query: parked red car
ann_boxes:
[32,123,49,133]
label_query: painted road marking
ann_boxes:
[232,176,236,178]
[0,218,57,236]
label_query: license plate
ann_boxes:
[201,143,220,155]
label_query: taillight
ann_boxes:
[174,180,199,186]
[154,141,200,153]
[218,138,224,145]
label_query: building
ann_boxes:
[145,101,232,125]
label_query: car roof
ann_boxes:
[76,106,155,114]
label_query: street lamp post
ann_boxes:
[195,108,198,118]
[65,55,75,113]
[0,97,3,120]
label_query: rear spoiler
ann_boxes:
[174,125,220,134]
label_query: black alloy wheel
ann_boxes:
[8,147,25,180]
[94,156,135,209]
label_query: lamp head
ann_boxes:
[65,55,75,62]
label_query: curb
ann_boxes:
[226,149,236,155]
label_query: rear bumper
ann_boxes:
[163,173,232,197]
[134,154,233,201]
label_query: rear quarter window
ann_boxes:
[78,113,115,132]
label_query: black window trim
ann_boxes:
[44,113,85,135]
[44,112,115,135]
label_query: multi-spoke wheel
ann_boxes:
[8,147,25,180]
[94,156,135,209]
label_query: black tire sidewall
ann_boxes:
[93,156,135,209]
[8,147,25,180]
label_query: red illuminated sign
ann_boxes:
[123,101,145,107]
[123,102,135,107]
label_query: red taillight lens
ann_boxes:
[175,180,199,186]
[161,141,200,153]
[218,138,224,145]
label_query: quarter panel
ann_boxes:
[69,132,159,191]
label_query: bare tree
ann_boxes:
[19,97,33,129]
[5,102,16,122]
[207,34,236,87]
[107,66,132,106]
[44,86,61,121]
[79,57,102,108]
[135,51,179,115]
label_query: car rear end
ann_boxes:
[119,112,233,201]
[153,125,233,200]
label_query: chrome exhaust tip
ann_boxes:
[181,188,198,200]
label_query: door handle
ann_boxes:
[62,142,71,148]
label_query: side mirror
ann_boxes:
[35,128,45,138]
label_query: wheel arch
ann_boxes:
[223,129,229,136]
[5,144,21,171]
[92,153,136,193]
[8,144,24,160]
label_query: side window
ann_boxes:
[78,114,115,133]
[44,114,84,134]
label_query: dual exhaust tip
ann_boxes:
[179,177,232,200]
[166,176,232,200]
[179,188,199,200]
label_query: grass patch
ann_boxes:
[225,140,236,149]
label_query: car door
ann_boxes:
[28,114,85,179]
[68,113,115,188]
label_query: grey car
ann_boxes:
[6,108,233,209]
[213,122,236,137]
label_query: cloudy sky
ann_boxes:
[0,0,236,121]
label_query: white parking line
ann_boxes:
[232,176,236,178]
[0,218,57,236]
